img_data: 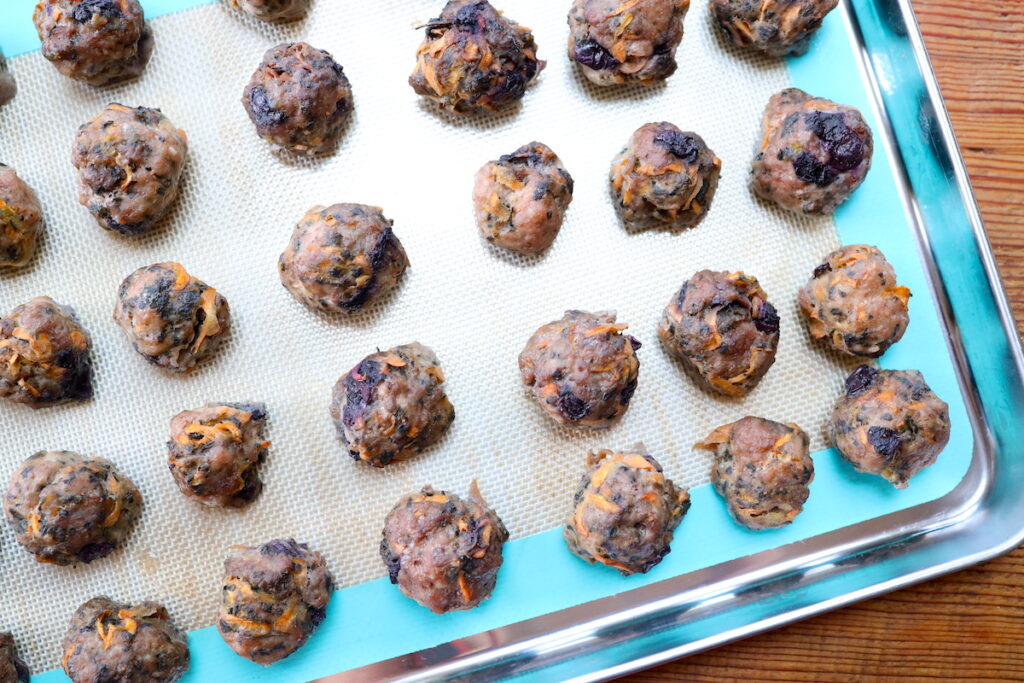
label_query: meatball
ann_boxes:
[72,103,188,236]
[330,343,454,467]
[0,165,43,269]
[751,88,873,214]
[519,310,641,429]
[225,0,310,22]
[696,416,813,529]
[381,482,508,613]
[831,365,950,489]
[62,597,189,683]
[564,448,690,575]
[658,270,779,397]
[0,297,93,407]
[0,633,29,683]
[567,0,689,86]
[279,203,409,314]
[168,402,269,508]
[798,244,911,357]
[0,50,16,106]
[113,262,231,373]
[242,42,352,156]
[218,538,335,665]
[610,122,721,231]
[3,451,141,565]
[409,0,544,115]
[710,0,838,57]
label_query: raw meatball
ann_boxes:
[831,365,950,488]
[798,244,911,357]
[168,402,269,508]
[567,0,689,86]
[409,0,544,114]
[381,482,508,613]
[610,122,721,231]
[113,262,231,373]
[519,310,641,429]
[242,42,352,156]
[3,451,141,565]
[218,538,335,665]
[658,270,779,397]
[564,448,690,575]
[72,103,188,235]
[330,343,454,467]
[0,633,29,683]
[710,0,838,57]
[472,142,574,254]
[225,0,310,22]
[696,416,813,529]
[0,297,93,407]
[0,165,42,268]
[751,88,873,214]
[279,203,409,314]
[62,597,189,683]
[0,50,16,106]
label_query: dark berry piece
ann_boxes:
[867,425,902,457]
[653,129,699,162]
[792,151,837,186]
[557,390,590,421]
[845,365,879,396]
[754,302,780,334]
[574,39,621,71]
[813,262,833,278]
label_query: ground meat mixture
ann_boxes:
[798,244,911,357]
[567,0,689,86]
[218,538,335,665]
[168,402,269,508]
[72,103,188,236]
[225,0,310,22]
[710,0,838,57]
[0,297,93,407]
[0,165,42,269]
[330,343,454,467]
[564,448,690,575]
[242,42,352,156]
[658,270,779,397]
[519,310,641,429]
[3,451,141,565]
[696,416,813,529]
[279,203,409,314]
[113,262,231,373]
[610,122,721,231]
[472,142,574,254]
[831,365,950,489]
[409,0,544,114]
[0,633,29,683]
[381,482,509,613]
[0,51,16,106]
[62,597,189,683]
[751,88,873,214]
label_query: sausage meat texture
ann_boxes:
[0,633,29,683]
[710,0,838,57]
[225,0,310,22]
[0,165,42,268]
[0,50,16,106]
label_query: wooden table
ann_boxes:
[628,1,1024,680]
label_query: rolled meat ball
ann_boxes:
[330,343,454,467]
[279,203,409,314]
[225,0,310,22]
[242,42,352,156]
[0,50,16,106]
[3,451,141,565]
[696,416,813,529]
[610,122,721,231]
[0,633,29,683]
[472,142,574,254]
[565,448,690,575]
[831,365,950,488]
[62,597,189,683]
[0,297,93,407]
[381,482,508,613]
[113,262,231,373]
[218,538,335,665]
[0,165,43,269]
[658,270,779,397]
[751,88,873,214]
[519,310,641,429]
[410,0,544,114]
[710,0,838,57]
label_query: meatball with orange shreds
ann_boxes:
[710,0,838,57]
[225,0,310,22]
[0,633,29,683]
[0,50,16,107]
[0,165,43,269]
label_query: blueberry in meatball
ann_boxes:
[519,310,641,429]
[279,203,409,314]
[751,88,873,214]
[4,451,141,565]
[0,165,43,269]
[410,0,545,114]
[831,365,950,488]
[0,633,29,683]
[218,538,335,665]
[610,122,721,231]
[472,142,574,254]
[330,343,454,467]
[113,262,231,373]
[225,0,310,22]
[565,447,690,575]
[710,0,838,57]
[381,482,508,613]
[0,50,16,106]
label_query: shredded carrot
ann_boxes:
[584,492,622,514]
[585,323,628,337]
[192,288,222,352]
[458,572,473,603]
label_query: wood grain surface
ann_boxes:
[626,1,1024,680]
